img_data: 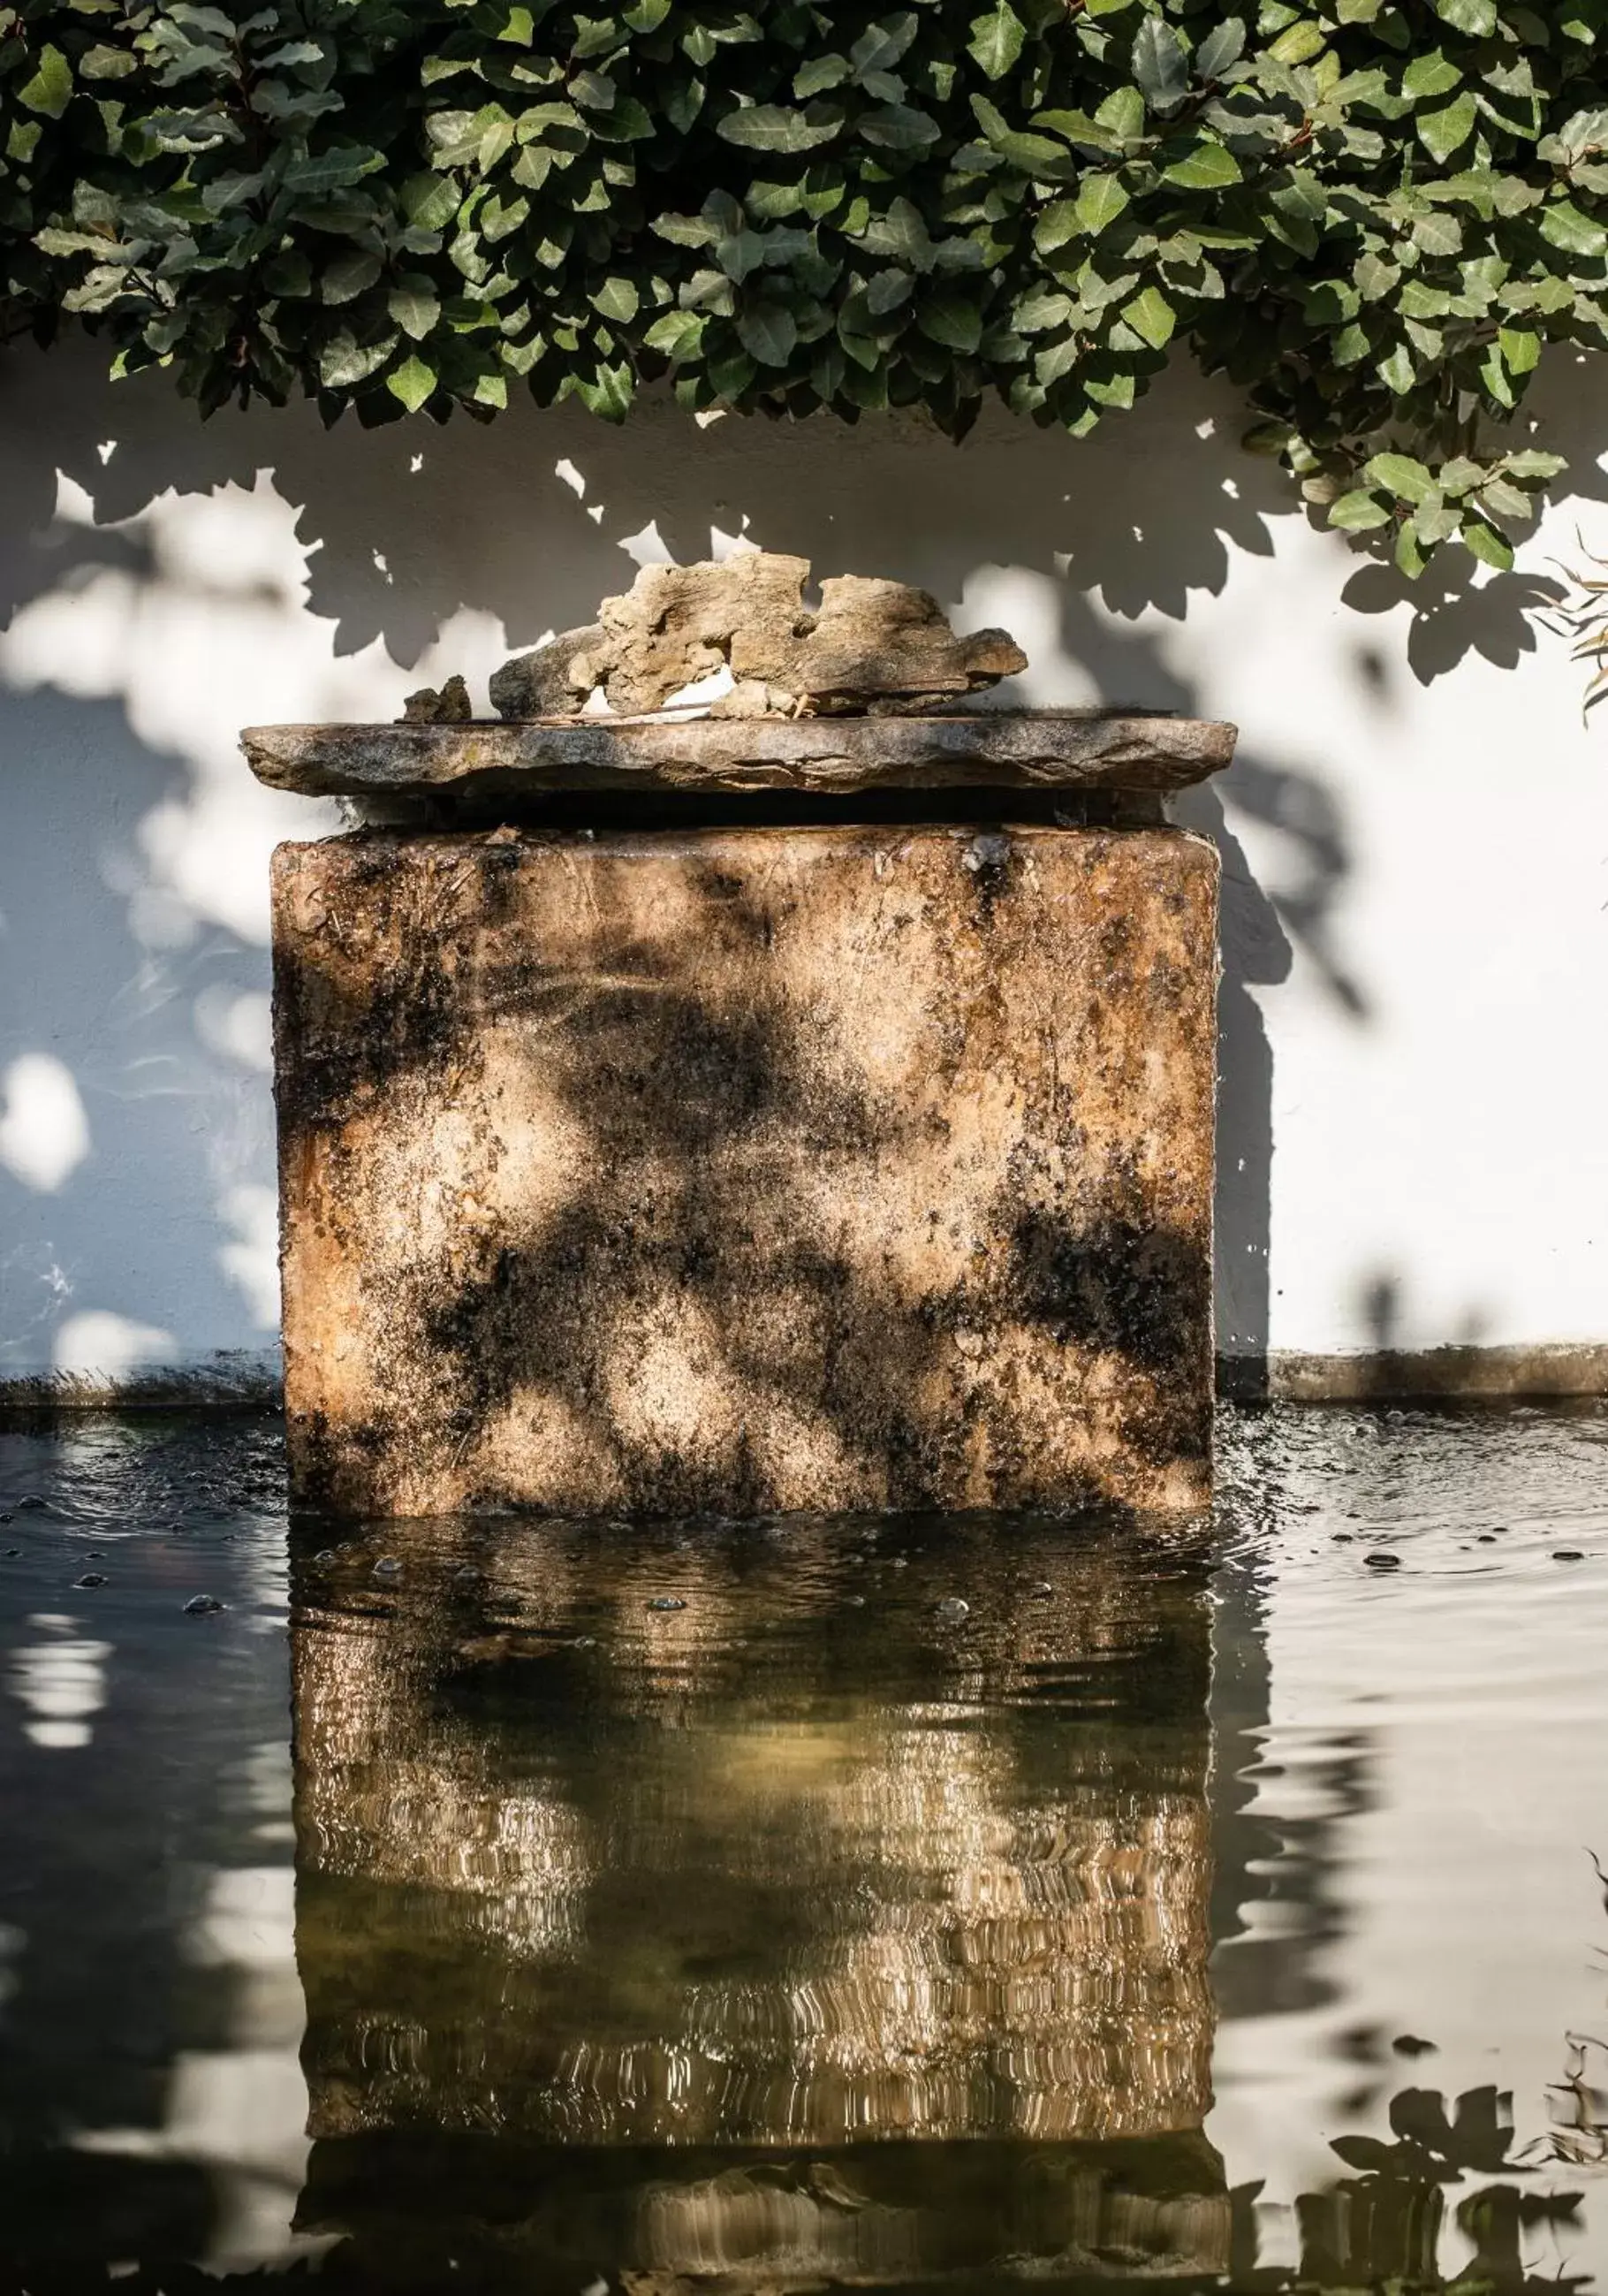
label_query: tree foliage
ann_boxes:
[3,0,1606,571]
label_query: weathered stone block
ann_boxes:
[273,822,1217,1517]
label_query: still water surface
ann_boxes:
[2,1406,1607,2292]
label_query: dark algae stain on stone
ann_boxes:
[1008,1213,1210,1375]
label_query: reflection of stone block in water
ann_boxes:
[290,1518,1225,2282]
[272,824,1217,1518]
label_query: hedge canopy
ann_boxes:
[3,0,1605,571]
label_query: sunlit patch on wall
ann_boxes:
[53,1309,175,1382]
[0,1054,90,1194]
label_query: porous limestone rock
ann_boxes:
[568,553,815,716]
[400,673,472,725]
[488,553,1028,720]
[749,573,1028,711]
[709,679,803,720]
[489,625,603,721]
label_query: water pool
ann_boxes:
[2,1404,1606,2292]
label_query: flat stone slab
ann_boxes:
[244,711,1235,800]
[273,823,1217,1517]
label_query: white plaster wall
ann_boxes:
[3,331,1606,1385]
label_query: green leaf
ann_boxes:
[1433,0,1497,29]
[1540,201,1608,258]
[1498,325,1541,375]
[319,331,397,390]
[706,344,756,398]
[400,174,459,232]
[795,55,850,100]
[860,103,939,151]
[1132,19,1187,111]
[1074,172,1131,236]
[1377,342,1415,395]
[1501,449,1566,481]
[1365,452,1437,503]
[1122,285,1175,348]
[322,249,383,305]
[1015,286,1073,332]
[1462,516,1514,569]
[643,308,705,356]
[19,43,73,118]
[1437,457,1484,495]
[1416,92,1477,164]
[717,103,840,152]
[592,276,640,323]
[738,301,798,363]
[1413,493,1460,545]
[1096,86,1146,142]
[1195,19,1247,80]
[1475,477,1536,521]
[918,290,983,354]
[1243,420,1297,456]
[1329,490,1393,529]
[1162,139,1242,190]
[1395,519,1427,577]
[1270,23,1327,66]
[387,354,438,411]
[967,2,1026,79]
[389,282,441,339]
[1414,212,1464,256]
[283,147,383,198]
[575,361,634,420]
[1403,50,1462,101]
[1032,109,1119,154]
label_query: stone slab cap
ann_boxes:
[489,551,1028,719]
[242,711,1237,799]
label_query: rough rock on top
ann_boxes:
[400,673,472,725]
[488,626,601,723]
[489,553,1028,721]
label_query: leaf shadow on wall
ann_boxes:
[0,683,279,1381]
[27,334,1577,1375]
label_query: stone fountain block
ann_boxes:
[269,772,1221,1517]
